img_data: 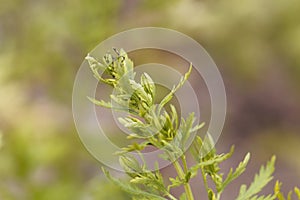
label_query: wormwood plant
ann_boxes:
[86,49,300,200]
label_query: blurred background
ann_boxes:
[0,0,299,199]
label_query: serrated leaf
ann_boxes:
[189,144,235,181]
[119,155,144,176]
[236,156,276,200]
[190,136,204,162]
[85,54,106,71]
[201,134,216,158]
[87,96,131,113]
[102,167,166,200]
[158,64,192,112]
[168,176,183,191]
[141,72,155,100]
[179,112,200,150]
[219,152,250,192]
[87,96,111,107]
[115,141,149,154]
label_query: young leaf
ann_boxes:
[168,176,184,191]
[219,152,250,192]
[236,156,276,200]
[102,167,166,200]
[87,96,112,108]
[274,181,300,200]
[274,181,285,200]
[119,155,144,177]
[141,73,155,100]
[158,64,192,112]
[208,189,217,200]
[295,187,300,199]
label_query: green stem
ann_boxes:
[200,166,209,197]
[166,193,178,200]
[216,193,221,200]
[173,160,194,200]
[181,155,188,173]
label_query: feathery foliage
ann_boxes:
[87,49,299,200]
[236,156,276,200]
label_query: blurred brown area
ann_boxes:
[0,0,299,199]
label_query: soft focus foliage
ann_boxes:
[0,0,299,199]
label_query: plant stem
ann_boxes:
[173,160,194,200]
[200,166,209,197]
[181,155,188,173]
[167,193,178,200]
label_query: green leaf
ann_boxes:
[208,189,217,200]
[115,141,149,154]
[141,72,155,100]
[179,112,203,150]
[219,152,250,192]
[85,54,106,72]
[87,96,112,108]
[295,187,300,199]
[189,138,235,181]
[190,136,204,162]
[170,104,179,130]
[168,176,183,191]
[274,182,300,200]
[274,181,285,200]
[158,64,192,112]
[118,117,154,139]
[179,193,188,200]
[88,96,129,112]
[118,154,170,197]
[102,167,166,200]
[236,156,276,200]
[119,155,143,176]
[201,134,216,158]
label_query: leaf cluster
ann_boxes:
[87,49,300,200]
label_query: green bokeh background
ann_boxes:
[0,0,299,199]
